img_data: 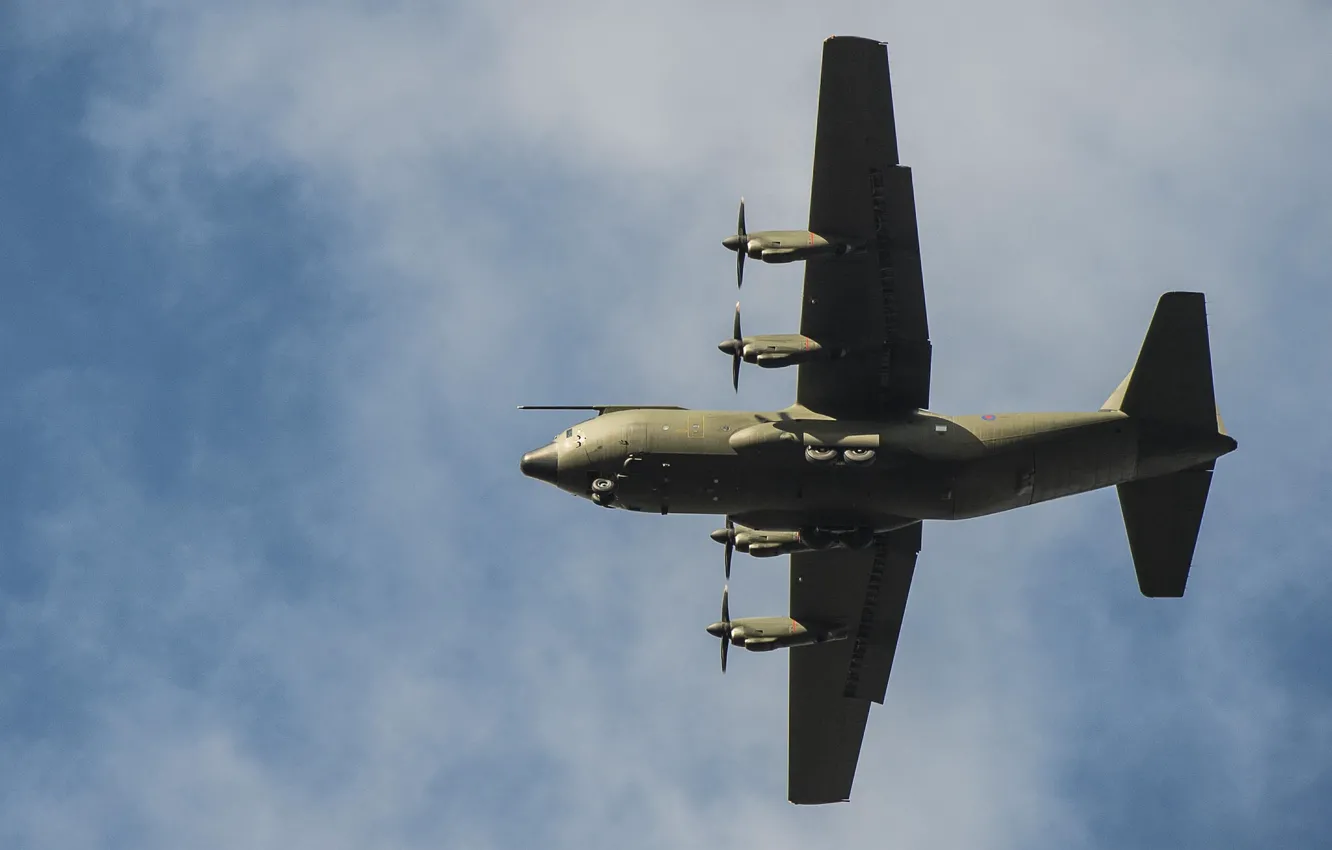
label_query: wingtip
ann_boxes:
[823,34,888,46]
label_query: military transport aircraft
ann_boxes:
[519,36,1236,805]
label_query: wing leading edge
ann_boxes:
[796,36,930,418]
[788,524,920,804]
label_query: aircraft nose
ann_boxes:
[520,443,559,485]
[706,621,727,638]
[722,234,742,252]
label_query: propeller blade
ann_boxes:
[736,198,746,288]
[720,585,731,673]
[724,516,734,580]
[731,303,742,392]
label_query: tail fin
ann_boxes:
[1101,292,1216,429]
[1107,292,1228,597]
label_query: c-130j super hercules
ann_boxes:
[520,36,1237,805]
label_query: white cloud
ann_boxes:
[5,1,1332,848]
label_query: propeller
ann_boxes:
[710,516,736,580]
[724,516,734,579]
[721,198,747,288]
[735,198,747,288]
[708,585,731,673]
[721,586,730,672]
[716,303,744,392]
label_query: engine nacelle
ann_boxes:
[720,334,841,370]
[734,528,803,556]
[746,334,839,368]
[727,616,848,651]
[726,523,867,557]
[743,230,856,263]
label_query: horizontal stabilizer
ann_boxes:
[1118,463,1214,597]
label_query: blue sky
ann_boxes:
[2,2,1331,848]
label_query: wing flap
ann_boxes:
[841,523,919,703]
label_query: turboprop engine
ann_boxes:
[724,230,854,264]
[721,199,858,288]
[710,524,815,558]
[735,528,808,557]
[710,521,876,570]
[706,616,842,651]
[716,333,838,368]
[706,587,848,672]
[717,302,846,390]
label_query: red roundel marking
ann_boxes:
[982,414,996,421]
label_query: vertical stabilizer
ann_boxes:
[1100,371,1132,412]
[1105,292,1216,430]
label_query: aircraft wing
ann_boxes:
[788,523,920,804]
[797,36,931,417]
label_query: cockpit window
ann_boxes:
[566,429,573,438]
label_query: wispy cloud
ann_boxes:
[2,1,1330,848]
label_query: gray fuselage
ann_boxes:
[527,405,1230,533]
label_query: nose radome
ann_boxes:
[520,443,559,485]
